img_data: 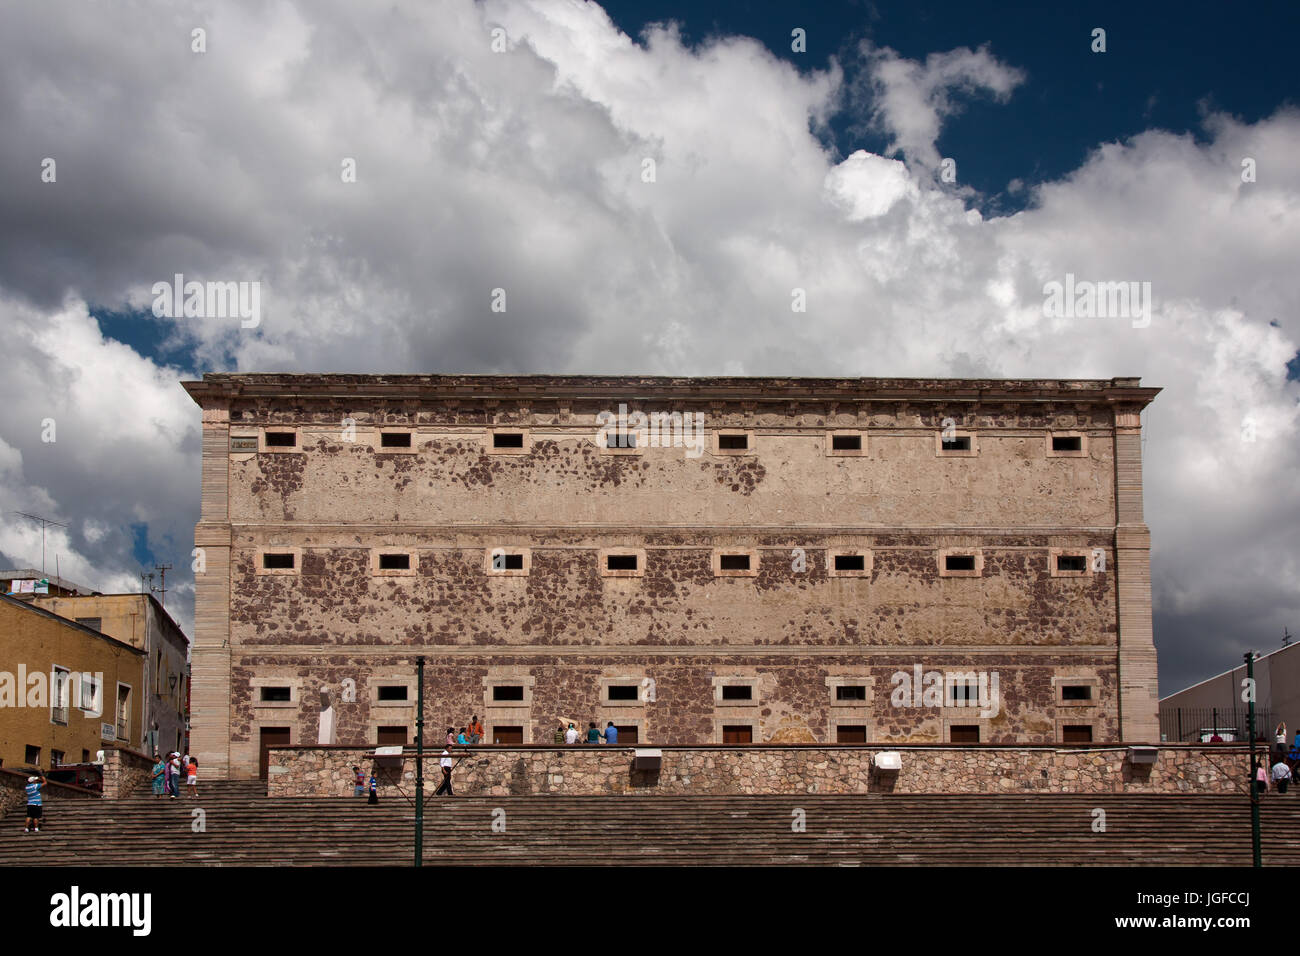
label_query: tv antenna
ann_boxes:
[8,511,68,576]
[153,563,173,609]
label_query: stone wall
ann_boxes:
[0,768,100,818]
[267,745,1246,798]
[101,746,158,799]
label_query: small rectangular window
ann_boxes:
[834,554,866,572]
[380,432,412,448]
[1056,555,1087,573]
[264,431,296,447]
[1051,435,1082,452]
[1062,725,1093,743]
[75,617,102,632]
[606,554,638,571]
[941,436,971,452]
[606,432,637,449]
[836,685,866,701]
[721,685,753,701]
[836,725,867,743]
[230,436,258,452]
[831,434,862,451]
[722,726,753,744]
[950,725,980,744]
[51,750,64,768]
[377,686,409,702]
[491,553,525,571]
[949,682,978,703]
[378,553,411,570]
[718,433,748,450]
[1061,685,1092,701]
[262,552,296,570]
[945,555,976,572]
[376,726,408,747]
[493,432,525,449]
[260,687,291,703]
[719,554,751,571]
[25,745,41,765]
[608,685,639,701]
[492,685,525,702]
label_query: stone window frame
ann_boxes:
[374,426,419,454]
[484,546,531,577]
[370,547,419,577]
[595,713,645,744]
[259,426,302,454]
[114,681,133,742]
[826,675,874,709]
[598,425,643,456]
[1056,717,1099,744]
[255,546,302,576]
[712,429,755,456]
[600,675,649,708]
[251,676,300,710]
[483,674,535,710]
[229,431,259,456]
[485,721,531,745]
[829,717,873,743]
[1049,547,1093,578]
[943,716,990,743]
[827,549,873,578]
[79,671,102,716]
[370,676,417,711]
[825,430,867,457]
[712,717,760,744]
[712,675,760,707]
[712,548,759,578]
[938,548,983,578]
[599,547,646,579]
[1046,430,1088,458]
[368,721,412,747]
[1052,675,1100,709]
[935,429,978,458]
[249,719,297,761]
[486,427,531,455]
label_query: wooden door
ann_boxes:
[259,727,291,779]
[722,726,752,744]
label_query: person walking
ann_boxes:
[445,727,456,747]
[564,723,579,745]
[1254,761,1269,795]
[468,716,483,745]
[604,722,618,745]
[353,765,366,797]
[585,722,602,744]
[24,774,46,833]
[553,723,565,745]
[170,753,183,798]
[186,756,198,797]
[367,772,379,805]
[151,755,167,798]
[434,749,454,796]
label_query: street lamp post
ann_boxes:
[1245,651,1261,868]
[415,655,425,868]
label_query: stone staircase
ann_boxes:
[1,780,1297,866]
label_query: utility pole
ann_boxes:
[153,563,173,609]
[1245,651,1261,868]
[415,655,425,868]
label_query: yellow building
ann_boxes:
[0,594,145,772]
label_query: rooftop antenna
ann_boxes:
[1285,627,1293,648]
[9,511,68,576]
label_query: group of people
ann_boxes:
[1251,722,1299,795]
[445,717,484,746]
[151,752,198,798]
[555,721,620,745]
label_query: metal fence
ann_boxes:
[1159,706,1279,744]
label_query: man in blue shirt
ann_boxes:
[25,774,46,833]
[604,722,618,745]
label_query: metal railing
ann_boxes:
[1159,706,1278,744]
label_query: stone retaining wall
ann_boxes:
[267,745,1249,797]
[0,769,99,818]
[101,746,157,799]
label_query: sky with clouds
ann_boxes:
[0,0,1296,696]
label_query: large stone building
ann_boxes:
[182,374,1160,779]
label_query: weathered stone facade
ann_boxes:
[267,745,1242,797]
[182,375,1161,778]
